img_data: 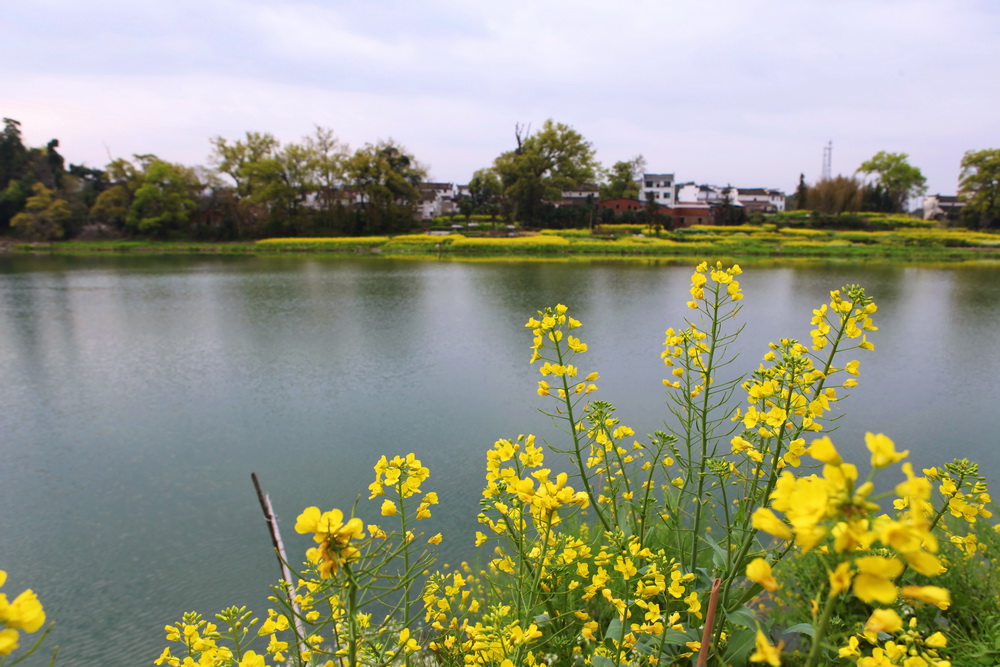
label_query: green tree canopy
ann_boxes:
[856,151,927,213]
[345,139,426,234]
[492,120,598,226]
[210,127,351,235]
[958,148,1000,228]
[1,119,75,231]
[120,156,202,236]
[466,168,503,221]
[11,182,72,241]
[599,155,645,200]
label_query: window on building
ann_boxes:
[645,181,652,187]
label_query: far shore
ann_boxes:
[5,225,1000,263]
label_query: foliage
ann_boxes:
[10,182,71,241]
[464,169,504,221]
[958,148,1000,229]
[345,140,426,236]
[491,120,599,226]
[600,156,645,201]
[802,176,864,214]
[210,127,353,237]
[125,158,201,236]
[147,262,998,667]
[857,152,927,214]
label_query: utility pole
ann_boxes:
[821,141,832,181]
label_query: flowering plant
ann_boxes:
[155,261,996,667]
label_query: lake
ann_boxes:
[1,255,998,665]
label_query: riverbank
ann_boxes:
[6,224,1000,261]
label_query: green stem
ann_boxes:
[805,587,839,667]
[553,335,614,536]
[689,285,723,572]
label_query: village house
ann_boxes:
[639,173,675,204]
[411,171,785,223]
[923,194,964,222]
[417,182,460,219]
[734,187,786,213]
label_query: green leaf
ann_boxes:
[722,627,757,664]
[592,656,616,667]
[660,628,698,646]
[725,605,759,629]
[703,533,728,569]
[604,618,622,641]
[784,622,815,637]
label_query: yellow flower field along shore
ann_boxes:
[12,215,1000,260]
[9,262,1000,666]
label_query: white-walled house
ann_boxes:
[923,194,964,221]
[676,183,736,205]
[417,182,460,219]
[639,174,675,204]
[735,188,786,213]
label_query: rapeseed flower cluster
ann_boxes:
[294,507,365,579]
[686,260,743,309]
[368,453,430,500]
[156,612,235,667]
[0,570,45,657]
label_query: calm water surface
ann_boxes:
[1,255,999,665]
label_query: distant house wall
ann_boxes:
[639,173,675,204]
[597,198,644,212]
[672,205,715,227]
[923,194,964,221]
[417,182,459,219]
[736,187,786,213]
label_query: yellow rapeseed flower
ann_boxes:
[866,432,908,468]
[745,558,779,592]
[748,630,783,666]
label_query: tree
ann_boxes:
[466,168,503,222]
[121,156,201,237]
[11,182,72,240]
[304,126,350,210]
[345,139,426,234]
[856,151,927,213]
[715,187,747,226]
[0,118,27,190]
[804,176,864,214]
[958,149,1000,229]
[89,185,131,229]
[492,120,599,226]
[793,173,808,210]
[599,155,645,200]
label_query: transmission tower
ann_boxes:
[821,141,832,181]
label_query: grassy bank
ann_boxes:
[7,223,1000,261]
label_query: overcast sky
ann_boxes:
[6,0,998,196]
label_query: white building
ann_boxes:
[735,188,786,213]
[417,183,459,219]
[676,183,735,205]
[638,174,675,204]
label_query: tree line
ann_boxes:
[1,119,430,241]
[2,116,998,241]
[791,149,1000,228]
